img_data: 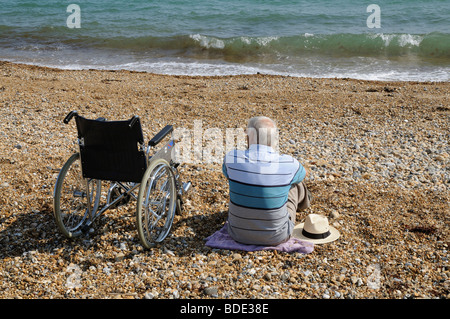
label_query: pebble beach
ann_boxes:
[0,61,448,299]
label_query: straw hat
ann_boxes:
[293,214,340,244]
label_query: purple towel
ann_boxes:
[205,224,314,254]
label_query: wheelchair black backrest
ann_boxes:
[73,113,147,183]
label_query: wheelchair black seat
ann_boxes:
[74,113,147,183]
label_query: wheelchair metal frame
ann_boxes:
[53,111,191,247]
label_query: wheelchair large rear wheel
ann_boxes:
[136,158,177,248]
[53,153,101,238]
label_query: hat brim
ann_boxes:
[292,223,340,244]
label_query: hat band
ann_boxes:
[302,229,331,240]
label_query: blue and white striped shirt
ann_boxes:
[222,144,306,245]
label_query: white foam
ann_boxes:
[398,34,423,47]
[370,33,424,47]
[2,54,448,82]
[190,34,225,49]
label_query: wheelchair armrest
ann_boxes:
[129,115,139,128]
[63,111,78,124]
[149,125,173,147]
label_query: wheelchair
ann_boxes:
[53,111,191,249]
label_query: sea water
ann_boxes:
[1,0,449,81]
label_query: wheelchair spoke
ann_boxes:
[145,191,169,225]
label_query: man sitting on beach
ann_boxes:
[222,116,311,246]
